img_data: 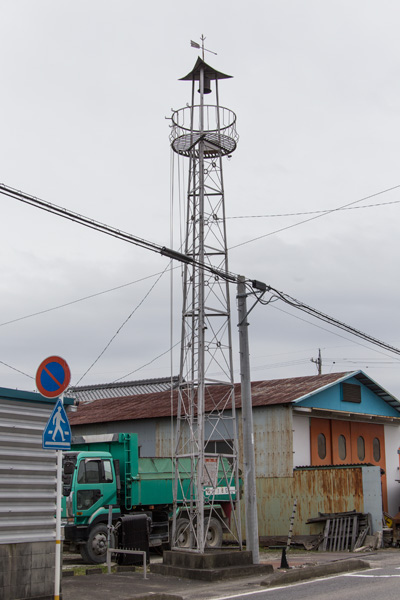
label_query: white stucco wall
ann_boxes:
[384,424,400,516]
[292,413,311,467]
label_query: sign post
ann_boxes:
[37,357,71,600]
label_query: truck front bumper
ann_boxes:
[64,523,89,543]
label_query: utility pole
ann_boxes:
[237,276,260,564]
[311,348,322,375]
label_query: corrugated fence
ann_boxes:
[0,397,57,544]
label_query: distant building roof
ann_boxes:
[69,376,179,405]
[69,371,400,427]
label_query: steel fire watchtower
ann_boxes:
[170,57,242,553]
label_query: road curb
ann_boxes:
[260,558,371,587]
[119,595,183,600]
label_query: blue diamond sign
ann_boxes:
[43,398,71,450]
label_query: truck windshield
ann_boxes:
[77,459,113,484]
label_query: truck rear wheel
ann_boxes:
[205,517,223,548]
[80,524,115,564]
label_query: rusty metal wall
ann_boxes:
[155,418,173,457]
[253,466,367,537]
[155,417,193,458]
[237,405,293,478]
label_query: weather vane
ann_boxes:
[190,35,217,61]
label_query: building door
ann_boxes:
[331,420,352,465]
[349,421,387,511]
[310,418,332,466]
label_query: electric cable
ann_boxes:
[230,184,400,249]
[2,180,400,379]
[247,282,400,357]
[0,183,238,284]
[0,270,171,328]
[75,267,168,386]
[227,199,400,220]
[113,340,181,383]
[266,301,400,361]
[0,360,34,380]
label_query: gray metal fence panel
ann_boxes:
[0,398,57,544]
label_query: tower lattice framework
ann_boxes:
[170,57,242,553]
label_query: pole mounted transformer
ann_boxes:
[170,55,242,553]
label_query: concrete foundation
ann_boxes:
[0,541,55,600]
[151,550,273,581]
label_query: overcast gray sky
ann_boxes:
[1,1,400,398]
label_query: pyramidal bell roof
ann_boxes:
[179,57,232,82]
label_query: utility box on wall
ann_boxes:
[0,387,74,600]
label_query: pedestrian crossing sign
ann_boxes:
[42,398,71,450]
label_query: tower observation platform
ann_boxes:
[170,58,238,158]
[170,104,238,158]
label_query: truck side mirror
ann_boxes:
[64,461,75,475]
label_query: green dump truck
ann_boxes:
[62,433,238,563]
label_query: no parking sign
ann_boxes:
[36,355,71,398]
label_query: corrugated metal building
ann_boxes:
[0,387,75,600]
[69,371,400,538]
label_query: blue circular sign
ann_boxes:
[36,356,71,398]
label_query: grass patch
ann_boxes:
[63,564,111,576]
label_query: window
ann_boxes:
[205,440,233,455]
[341,383,361,403]
[317,433,326,460]
[77,489,101,510]
[357,436,365,460]
[338,435,347,460]
[78,460,100,484]
[373,437,381,462]
[104,460,113,482]
[77,459,113,484]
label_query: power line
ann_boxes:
[268,302,400,360]
[227,198,400,220]
[230,184,400,249]
[2,181,400,372]
[75,268,168,386]
[0,183,237,284]
[0,183,161,254]
[0,270,170,328]
[0,360,34,380]
[113,340,181,383]
[253,283,400,357]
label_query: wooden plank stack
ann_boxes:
[307,511,372,551]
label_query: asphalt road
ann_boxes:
[62,550,400,600]
[209,564,400,600]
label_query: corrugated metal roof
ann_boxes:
[69,376,180,404]
[70,371,391,426]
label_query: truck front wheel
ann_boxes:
[80,524,114,564]
[205,517,223,548]
[175,518,191,548]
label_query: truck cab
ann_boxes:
[62,451,123,563]
[63,451,119,523]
